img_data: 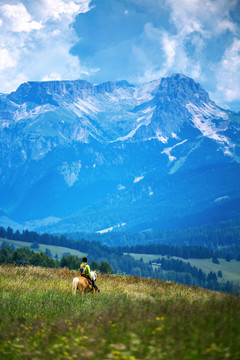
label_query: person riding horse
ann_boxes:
[79,257,100,292]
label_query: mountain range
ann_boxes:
[0,73,240,234]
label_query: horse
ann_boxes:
[72,270,97,295]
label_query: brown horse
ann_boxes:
[72,271,97,295]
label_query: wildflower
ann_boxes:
[61,337,69,343]
[112,350,121,355]
[204,343,217,353]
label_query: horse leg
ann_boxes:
[80,287,84,295]
[72,277,79,295]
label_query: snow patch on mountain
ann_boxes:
[187,103,230,145]
[21,150,27,160]
[14,104,55,122]
[156,132,168,143]
[148,186,154,196]
[134,176,144,183]
[169,139,203,174]
[73,98,100,116]
[118,184,126,190]
[113,114,152,142]
[171,132,179,139]
[0,120,10,128]
[162,139,188,162]
[96,223,126,234]
[214,195,230,203]
[59,161,82,187]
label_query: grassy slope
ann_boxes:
[0,265,240,360]
[129,253,240,284]
[0,238,87,259]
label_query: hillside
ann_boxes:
[130,253,240,284]
[0,265,239,360]
[0,237,86,259]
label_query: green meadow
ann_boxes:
[0,238,86,259]
[128,253,240,284]
[0,265,240,360]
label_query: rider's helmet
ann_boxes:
[82,257,88,262]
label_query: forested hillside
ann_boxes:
[65,218,240,247]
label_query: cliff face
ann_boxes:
[0,74,239,233]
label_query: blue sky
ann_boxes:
[0,0,240,110]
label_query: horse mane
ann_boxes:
[91,270,97,281]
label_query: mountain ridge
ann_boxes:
[0,73,239,234]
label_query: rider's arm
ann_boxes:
[86,264,92,278]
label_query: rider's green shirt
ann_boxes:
[80,262,92,278]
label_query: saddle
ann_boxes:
[87,278,92,286]
[81,275,92,286]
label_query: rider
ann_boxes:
[79,257,100,292]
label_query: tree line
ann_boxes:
[149,257,238,294]
[121,244,213,259]
[0,246,114,274]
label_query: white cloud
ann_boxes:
[162,32,176,68]
[135,22,203,84]
[42,72,62,81]
[1,3,42,32]
[215,38,240,103]
[0,0,93,93]
[28,0,91,22]
[0,48,16,70]
[167,0,237,36]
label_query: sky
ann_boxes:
[0,0,240,111]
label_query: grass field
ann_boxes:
[128,253,240,284]
[0,265,240,359]
[0,238,87,259]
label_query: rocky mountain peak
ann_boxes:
[156,74,210,104]
[6,79,135,106]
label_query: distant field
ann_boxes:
[128,253,240,284]
[0,238,87,259]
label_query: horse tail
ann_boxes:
[72,277,79,295]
